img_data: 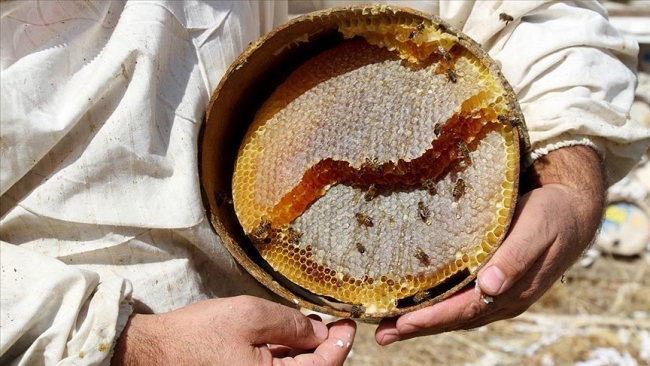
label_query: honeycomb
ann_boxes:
[232,14,521,314]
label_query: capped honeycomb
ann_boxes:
[232,12,522,314]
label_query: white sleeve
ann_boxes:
[0,242,133,366]
[453,0,650,185]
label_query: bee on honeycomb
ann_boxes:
[408,24,425,40]
[457,141,470,161]
[498,114,530,149]
[413,290,430,303]
[251,219,271,244]
[446,69,458,83]
[355,212,374,227]
[415,247,431,267]
[286,227,302,244]
[434,123,441,137]
[362,157,383,173]
[452,178,466,200]
[364,184,377,201]
[497,114,520,127]
[437,45,452,62]
[422,179,437,196]
[417,201,431,224]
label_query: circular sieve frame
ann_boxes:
[199,4,527,320]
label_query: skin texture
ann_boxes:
[111,295,356,365]
[375,145,607,344]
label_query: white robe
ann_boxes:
[1,1,648,364]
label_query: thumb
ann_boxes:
[477,189,559,296]
[242,298,328,350]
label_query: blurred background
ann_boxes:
[325,1,650,364]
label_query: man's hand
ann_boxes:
[375,145,606,344]
[112,295,356,365]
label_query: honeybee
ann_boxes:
[452,178,466,200]
[437,45,452,61]
[499,12,514,25]
[511,118,523,129]
[413,290,431,303]
[286,227,302,244]
[350,304,364,318]
[434,123,441,137]
[415,247,431,267]
[253,219,271,237]
[408,23,426,39]
[446,69,458,83]
[363,157,382,173]
[355,242,366,254]
[457,141,470,160]
[364,184,377,201]
[497,114,518,126]
[355,212,374,227]
[251,219,271,244]
[422,179,437,195]
[417,201,431,224]
[498,114,530,149]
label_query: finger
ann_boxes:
[477,188,561,296]
[375,286,489,345]
[375,317,398,345]
[275,313,326,357]
[234,296,328,350]
[268,345,293,358]
[276,319,356,366]
[312,319,356,365]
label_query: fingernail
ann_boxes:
[399,323,418,334]
[309,318,328,340]
[380,333,399,345]
[480,265,505,294]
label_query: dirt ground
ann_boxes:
[341,253,650,365]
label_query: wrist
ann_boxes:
[522,145,606,244]
[523,145,605,192]
[111,314,164,366]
